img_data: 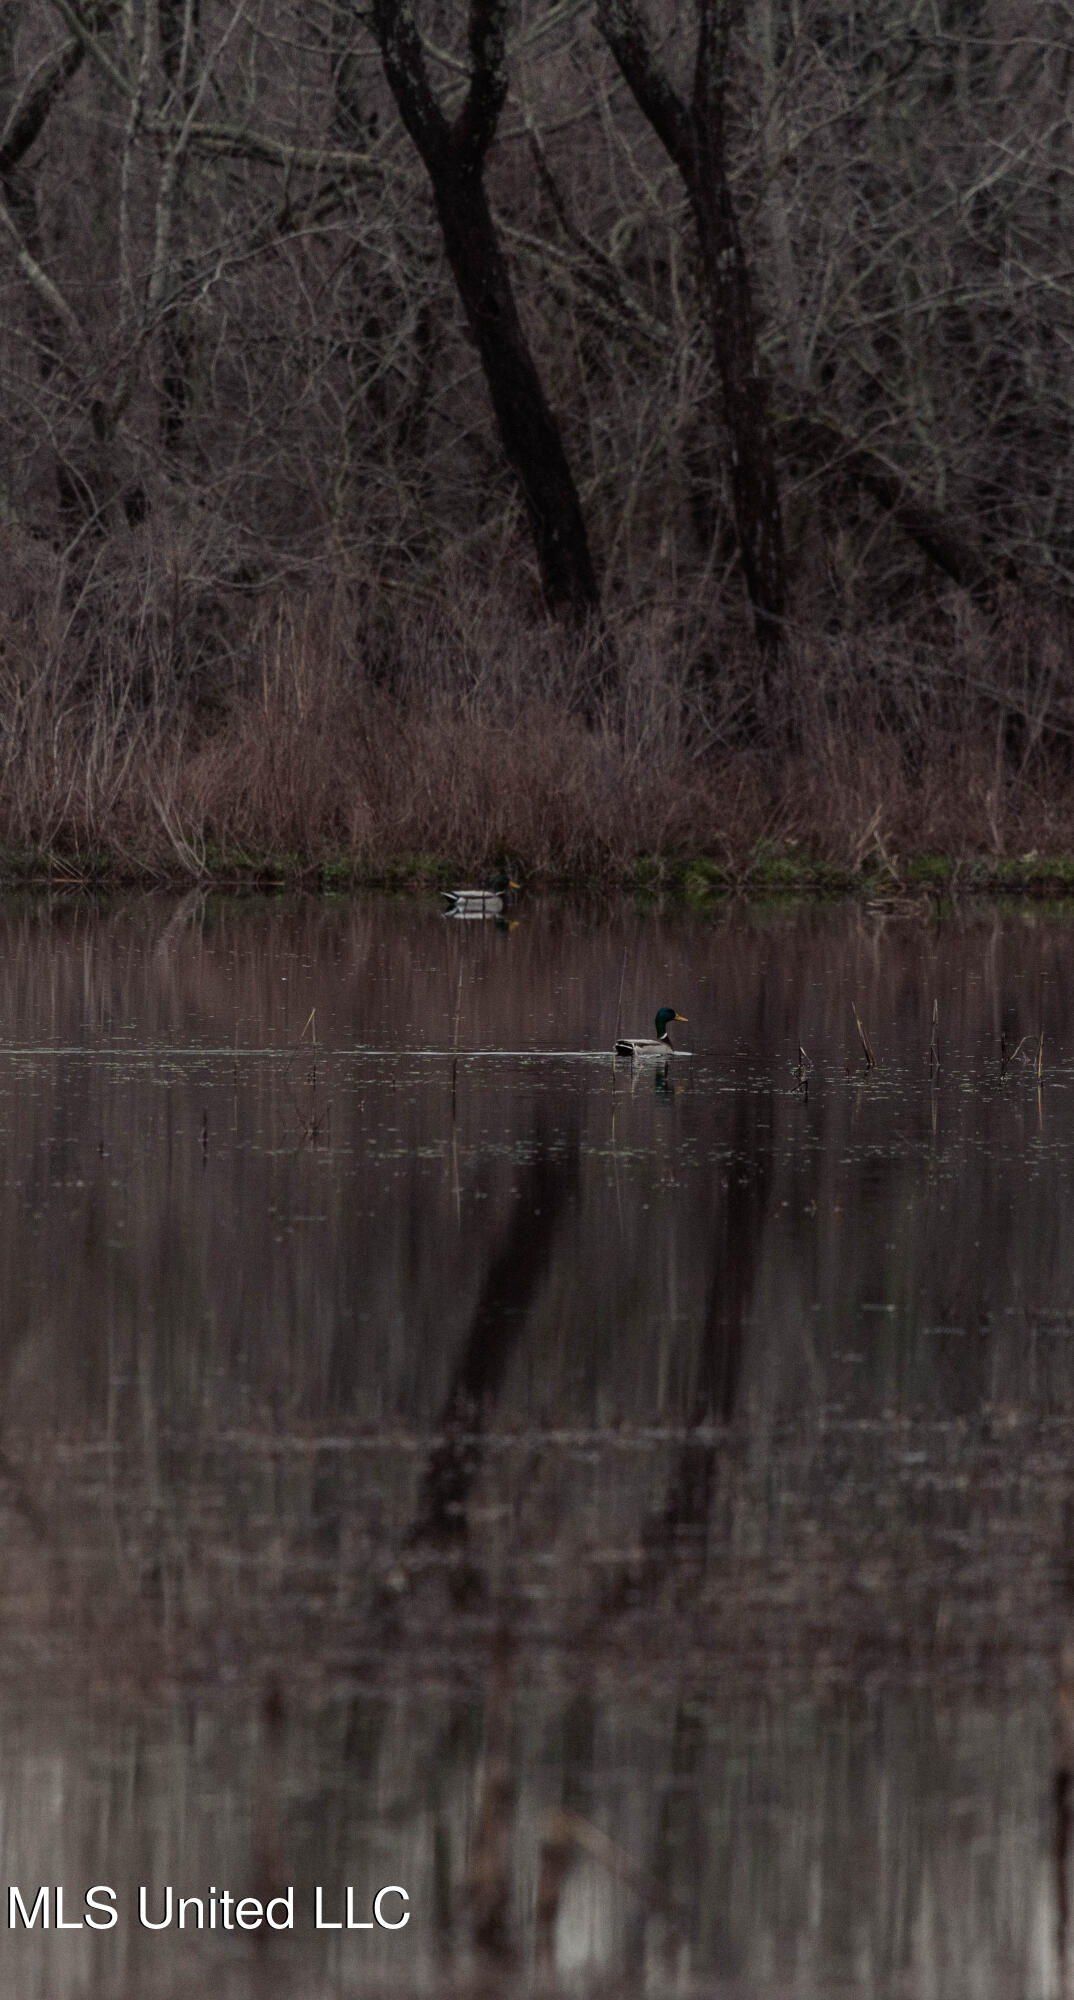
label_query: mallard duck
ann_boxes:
[615,1007,687,1058]
[442,873,520,916]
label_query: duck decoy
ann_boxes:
[615,1007,688,1059]
[442,874,520,917]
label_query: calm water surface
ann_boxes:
[2,891,1074,1997]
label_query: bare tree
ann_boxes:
[595,0,787,648]
[1,0,1071,664]
[368,0,600,623]
[156,0,202,457]
[750,0,1070,607]
[0,5,94,530]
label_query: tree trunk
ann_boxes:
[0,11,93,529]
[369,0,600,624]
[691,168,786,645]
[595,0,786,648]
[433,156,599,619]
[157,0,201,457]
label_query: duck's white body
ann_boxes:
[442,892,504,916]
[614,1009,688,1059]
[442,888,510,916]
[442,876,519,918]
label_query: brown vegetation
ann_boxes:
[2,537,1074,878]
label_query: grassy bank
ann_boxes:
[5,548,1074,892]
[14,847,1074,904]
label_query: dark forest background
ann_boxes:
[1,0,1073,877]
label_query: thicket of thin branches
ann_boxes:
[1,2,1073,873]
[0,537,1069,876]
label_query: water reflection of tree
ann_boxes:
[608,1086,775,1609]
[400,1103,581,1605]
[360,1105,582,1971]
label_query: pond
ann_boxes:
[0,889,1072,1997]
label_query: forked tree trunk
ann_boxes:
[596,0,786,648]
[369,0,600,623]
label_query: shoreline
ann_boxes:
[7,846,1074,901]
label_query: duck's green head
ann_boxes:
[655,1007,687,1038]
[488,873,520,893]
